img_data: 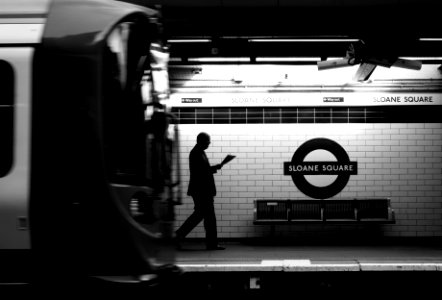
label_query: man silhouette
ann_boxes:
[175,132,225,250]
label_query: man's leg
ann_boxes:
[203,201,217,247]
[175,209,204,239]
[202,199,224,250]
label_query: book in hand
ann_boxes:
[221,154,236,166]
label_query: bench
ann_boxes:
[253,198,395,225]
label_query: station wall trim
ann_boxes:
[171,106,442,124]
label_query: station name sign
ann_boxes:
[284,138,357,199]
[373,95,434,103]
[284,162,357,175]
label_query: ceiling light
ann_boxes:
[419,38,442,42]
[168,39,211,43]
[187,57,250,62]
[400,57,442,61]
[256,57,321,62]
[249,38,359,42]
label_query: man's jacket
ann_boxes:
[187,145,218,197]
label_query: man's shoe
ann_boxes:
[206,245,225,250]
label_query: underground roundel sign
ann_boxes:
[283,138,357,199]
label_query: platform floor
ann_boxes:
[176,238,442,272]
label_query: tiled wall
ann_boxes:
[174,123,442,238]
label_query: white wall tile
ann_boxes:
[174,123,442,238]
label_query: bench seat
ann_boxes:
[254,199,395,225]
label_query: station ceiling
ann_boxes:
[123,0,442,63]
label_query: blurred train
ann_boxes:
[0,0,181,286]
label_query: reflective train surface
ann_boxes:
[0,0,181,290]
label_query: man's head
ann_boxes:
[196,132,211,150]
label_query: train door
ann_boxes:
[0,2,46,283]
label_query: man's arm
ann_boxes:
[210,164,222,173]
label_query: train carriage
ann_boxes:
[0,0,180,286]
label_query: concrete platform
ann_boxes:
[176,238,442,273]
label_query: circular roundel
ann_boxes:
[290,138,351,199]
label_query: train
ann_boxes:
[0,0,181,287]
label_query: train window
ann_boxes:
[107,22,130,89]
[149,43,170,101]
[102,20,174,190]
[0,60,13,178]
[102,22,150,184]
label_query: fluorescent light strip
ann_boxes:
[400,57,442,60]
[419,38,442,41]
[188,57,250,62]
[168,38,442,43]
[249,38,359,42]
[168,39,211,43]
[256,57,321,62]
